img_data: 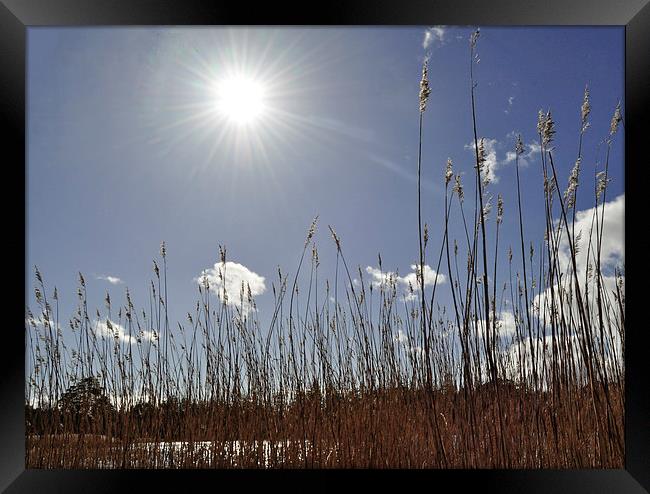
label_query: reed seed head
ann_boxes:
[483,162,491,187]
[515,134,525,156]
[419,60,432,113]
[453,174,464,202]
[542,110,556,146]
[328,225,341,250]
[581,85,591,131]
[564,157,581,209]
[470,28,480,49]
[305,216,319,247]
[476,138,486,173]
[609,101,622,136]
[481,195,492,223]
[596,171,610,200]
[312,243,319,267]
[445,158,453,186]
[537,110,546,135]
[497,194,504,224]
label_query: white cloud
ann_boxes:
[499,311,518,337]
[423,26,446,49]
[492,196,625,387]
[96,275,123,285]
[474,311,519,341]
[534,194,624,308]
[365,266,398,288]
[466,136,541,182]
[401,264,447,290]
[365,264,445,290]
[488,311,518,338]
[25,315,61,331]
[503,335,548,383]
[465,138,498,183]
[503,330,622,387]
[365,264,446,303]
[197,261,266,314]
[94,319,154,345]
[394,330,424,357]
[503,134,541,168]
[529,195,624,376]
[504,95,515,114]
[561,193,624,277]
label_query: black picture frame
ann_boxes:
[2,1,648,492]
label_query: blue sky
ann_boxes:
[27,26,624,338]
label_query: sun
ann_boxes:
[214,76,267,125]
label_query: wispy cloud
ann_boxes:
[366,154,441,193]
[197,261,266,314]
[96,275,123,285]
[423,26,447,50]
[504,95,515,114]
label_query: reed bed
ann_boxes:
[25,30,624,468]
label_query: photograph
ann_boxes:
[25,25,625,469]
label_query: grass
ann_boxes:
[25,30,624,469]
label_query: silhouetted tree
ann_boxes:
[58,376,115,433]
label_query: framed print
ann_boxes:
[2,0,648,492]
